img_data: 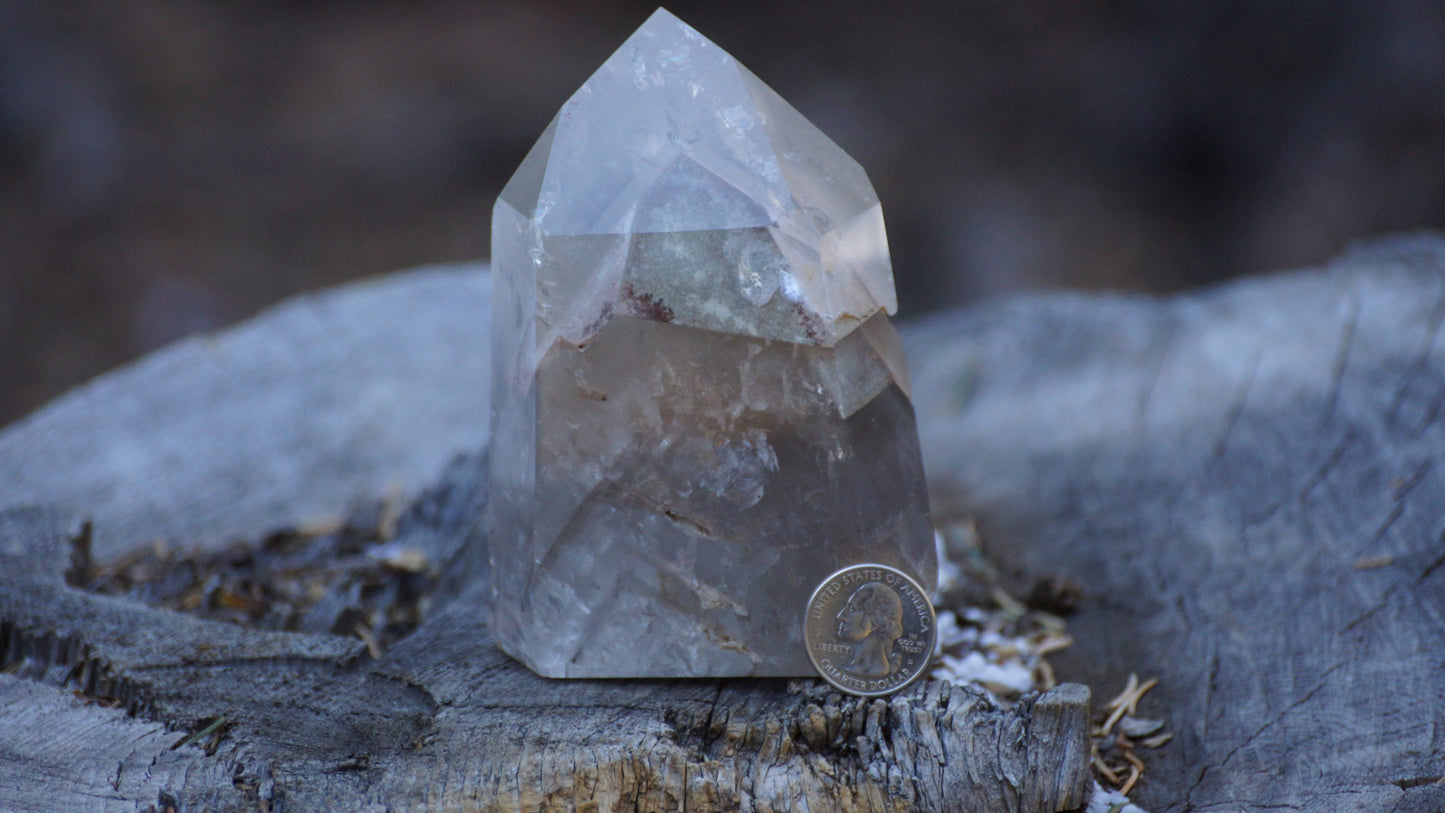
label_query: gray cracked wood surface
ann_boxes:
[0,263,490,562]
[3,234,1443,810]
[907,234,1445,812]
[0,505,1091,813]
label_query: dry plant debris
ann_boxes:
[1089,672,1170,798]
[927,518,1170,809]
[928,518,1077,702]
[82,496,435,657]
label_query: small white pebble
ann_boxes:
[934,610,968,651]
[961,606,990,624]
[1085,781,1148,813]
[935,652,1036,694]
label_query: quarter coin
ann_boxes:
[804,563,936,697]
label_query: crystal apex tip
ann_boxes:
[497,3,896,349]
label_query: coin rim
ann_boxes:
[803,563,935,698]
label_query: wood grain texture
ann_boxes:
[0,264,489,561]
[907,233,1445,811]
[0,506,1091,812]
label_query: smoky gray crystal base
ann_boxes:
[487,314,935,678]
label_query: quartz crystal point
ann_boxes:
[489,8,935,678]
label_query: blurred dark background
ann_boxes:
[2,0,1443,427]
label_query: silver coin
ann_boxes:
[804,564,936,697]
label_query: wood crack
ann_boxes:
[1209,347,1262,462]
[1387,295,1445,427]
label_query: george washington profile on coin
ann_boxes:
[805,564,936,697]
[835,582,904,676]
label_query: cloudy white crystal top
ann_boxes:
[496,7,897,360]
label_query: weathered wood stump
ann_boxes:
[907,234,1445,812]
[0,505,1090,812]
[4,235,1444,810]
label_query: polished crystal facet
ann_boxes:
[489,8,935,677]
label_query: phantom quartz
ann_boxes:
[488,8,935,678]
